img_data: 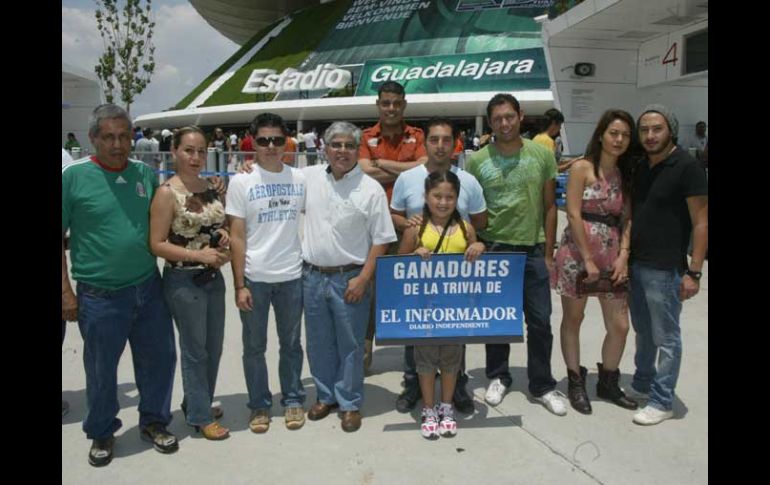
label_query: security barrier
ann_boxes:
[64,149,473,185]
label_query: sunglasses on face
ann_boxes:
[329,141,357,151]
[255,136,286,147]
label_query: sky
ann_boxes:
[62,0,239,118]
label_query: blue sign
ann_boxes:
[375,253,526,345]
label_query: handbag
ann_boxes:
[576,270,628,297]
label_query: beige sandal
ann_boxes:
[197,421,230,440]
[249,409,270,433]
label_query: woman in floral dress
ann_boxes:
[551,110,640,415]
[150,126,232,440]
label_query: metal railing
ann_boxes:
[135,150,318,185]
[64,148,474,184]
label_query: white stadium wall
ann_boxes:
[545,46,640,155]
[62,63,104,153]
[541,0,708,157]
[546,42,707,156]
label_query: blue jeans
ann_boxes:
[629,263,683,411]
[483,243,557,397]
[163,267,225,426]
[303,266,371,411]
[240,277,305,410]
[77,271,176,440]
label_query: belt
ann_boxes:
[581,212,621,228]
[164,262,207,270]
[304,263,363,274]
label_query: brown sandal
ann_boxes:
[197,421,230,441]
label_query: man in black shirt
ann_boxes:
[627,104,708,426]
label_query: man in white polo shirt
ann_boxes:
[302,121,397,432]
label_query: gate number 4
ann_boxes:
[663,42,678,66]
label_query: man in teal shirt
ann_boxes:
[466,94,566,416]
[62,104,178,467]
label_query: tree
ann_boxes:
[93,0,156,115]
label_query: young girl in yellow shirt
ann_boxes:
[399,170,485,439]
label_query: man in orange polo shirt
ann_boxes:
[358,81,428,375]
[282,134,297,166]
[359,81,429,202]
[452,134,465,164]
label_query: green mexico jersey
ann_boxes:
[466,139,557,246]
[62,158,159,289]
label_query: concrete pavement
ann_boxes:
[62,212,708,484]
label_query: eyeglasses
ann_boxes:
[329,141,357,151]
[255,136,286,147]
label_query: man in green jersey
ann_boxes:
[465,94,567,416]
[62,104,178,467]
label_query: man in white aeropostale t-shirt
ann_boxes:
[226,112,308,433]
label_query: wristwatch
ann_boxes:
[685,269,702,281]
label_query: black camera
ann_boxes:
[209,230,222,248]
[192,229,224,287]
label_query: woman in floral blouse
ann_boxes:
[150,126,232,440]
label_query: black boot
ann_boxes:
[596,362,638,410]
[567,366,592,414]
[452,372,475,415]
[395,379,422,413]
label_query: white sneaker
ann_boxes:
[420,407,439,440]
[534,390,568,416]
[633,405,673,425]
[438,403,457,437]
[485,378,508,406]
[624,386,650,401]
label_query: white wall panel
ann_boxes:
[548,45,706,154]
[548,46,637,83]
[62,80,103,152]
[638,20,708,88]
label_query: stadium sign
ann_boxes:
[242,64,352,94]
[371,58,535,82]
[356,48,549,95]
